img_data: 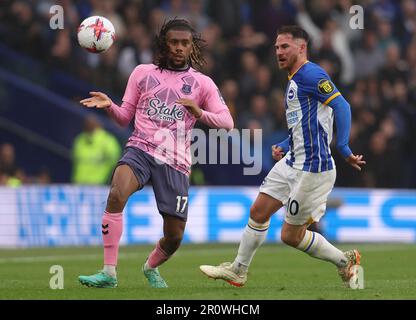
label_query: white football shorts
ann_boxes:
[259,157,336,225]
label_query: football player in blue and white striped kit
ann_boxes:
[200,26,366,288]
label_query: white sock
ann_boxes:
[143,259,155,271]
[103,265,116,277]
[296,230,348,267]
[232,218,269,274]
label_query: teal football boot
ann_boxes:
[142,265,168,288]
[78,270,117,288]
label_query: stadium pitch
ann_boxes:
[1,243,415,300]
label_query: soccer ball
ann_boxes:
[77,16,115,53]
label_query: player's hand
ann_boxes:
[345,154,366,171]
[176,98,202,118]
[80,91,112,109]
[272,145,285,161]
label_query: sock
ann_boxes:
[296,230,348,267]
[232,218,270,274]
[102,211,123,275]
[103,265,116,277]
[145,241,170,269]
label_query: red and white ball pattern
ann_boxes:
[77,16,116,53]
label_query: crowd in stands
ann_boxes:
[1,0,415,188]
[0,143,51,185]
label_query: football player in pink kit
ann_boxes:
[78,19,233,288]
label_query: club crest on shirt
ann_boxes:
[181,84,192,95]
[287,87,296,101]
[318,79,334,95]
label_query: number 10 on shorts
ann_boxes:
[287,198,299,216]
[176,196,188,213]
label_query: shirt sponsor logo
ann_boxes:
[147,98,185,122]
[286,110,298,125]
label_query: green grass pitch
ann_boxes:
[1,243,415,300]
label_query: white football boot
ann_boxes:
[337,249,362,288]
[200,262,247,287]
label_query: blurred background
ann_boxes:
[1,0,416,187]
[0,0,415,247]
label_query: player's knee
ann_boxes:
[164,233,183,253]
[281,230,301,248]
[107,186,127,208]
[169,233,183,246]
[249,204,269,224]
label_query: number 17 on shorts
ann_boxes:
[176,196,188,214]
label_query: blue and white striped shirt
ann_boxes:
[282,61,343,173]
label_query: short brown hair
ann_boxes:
[277,25,309,43]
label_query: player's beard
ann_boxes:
[278,55,297,71]
[168,53,188,69]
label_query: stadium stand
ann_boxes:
[0,0,415,187]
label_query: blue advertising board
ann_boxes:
[0,186,415,247]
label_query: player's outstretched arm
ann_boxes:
[80,92,112,108]
[82,66,140,127]
[80,92,135,127]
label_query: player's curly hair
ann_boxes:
[154,18,206,71]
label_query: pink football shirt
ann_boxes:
[107,64,234,175]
